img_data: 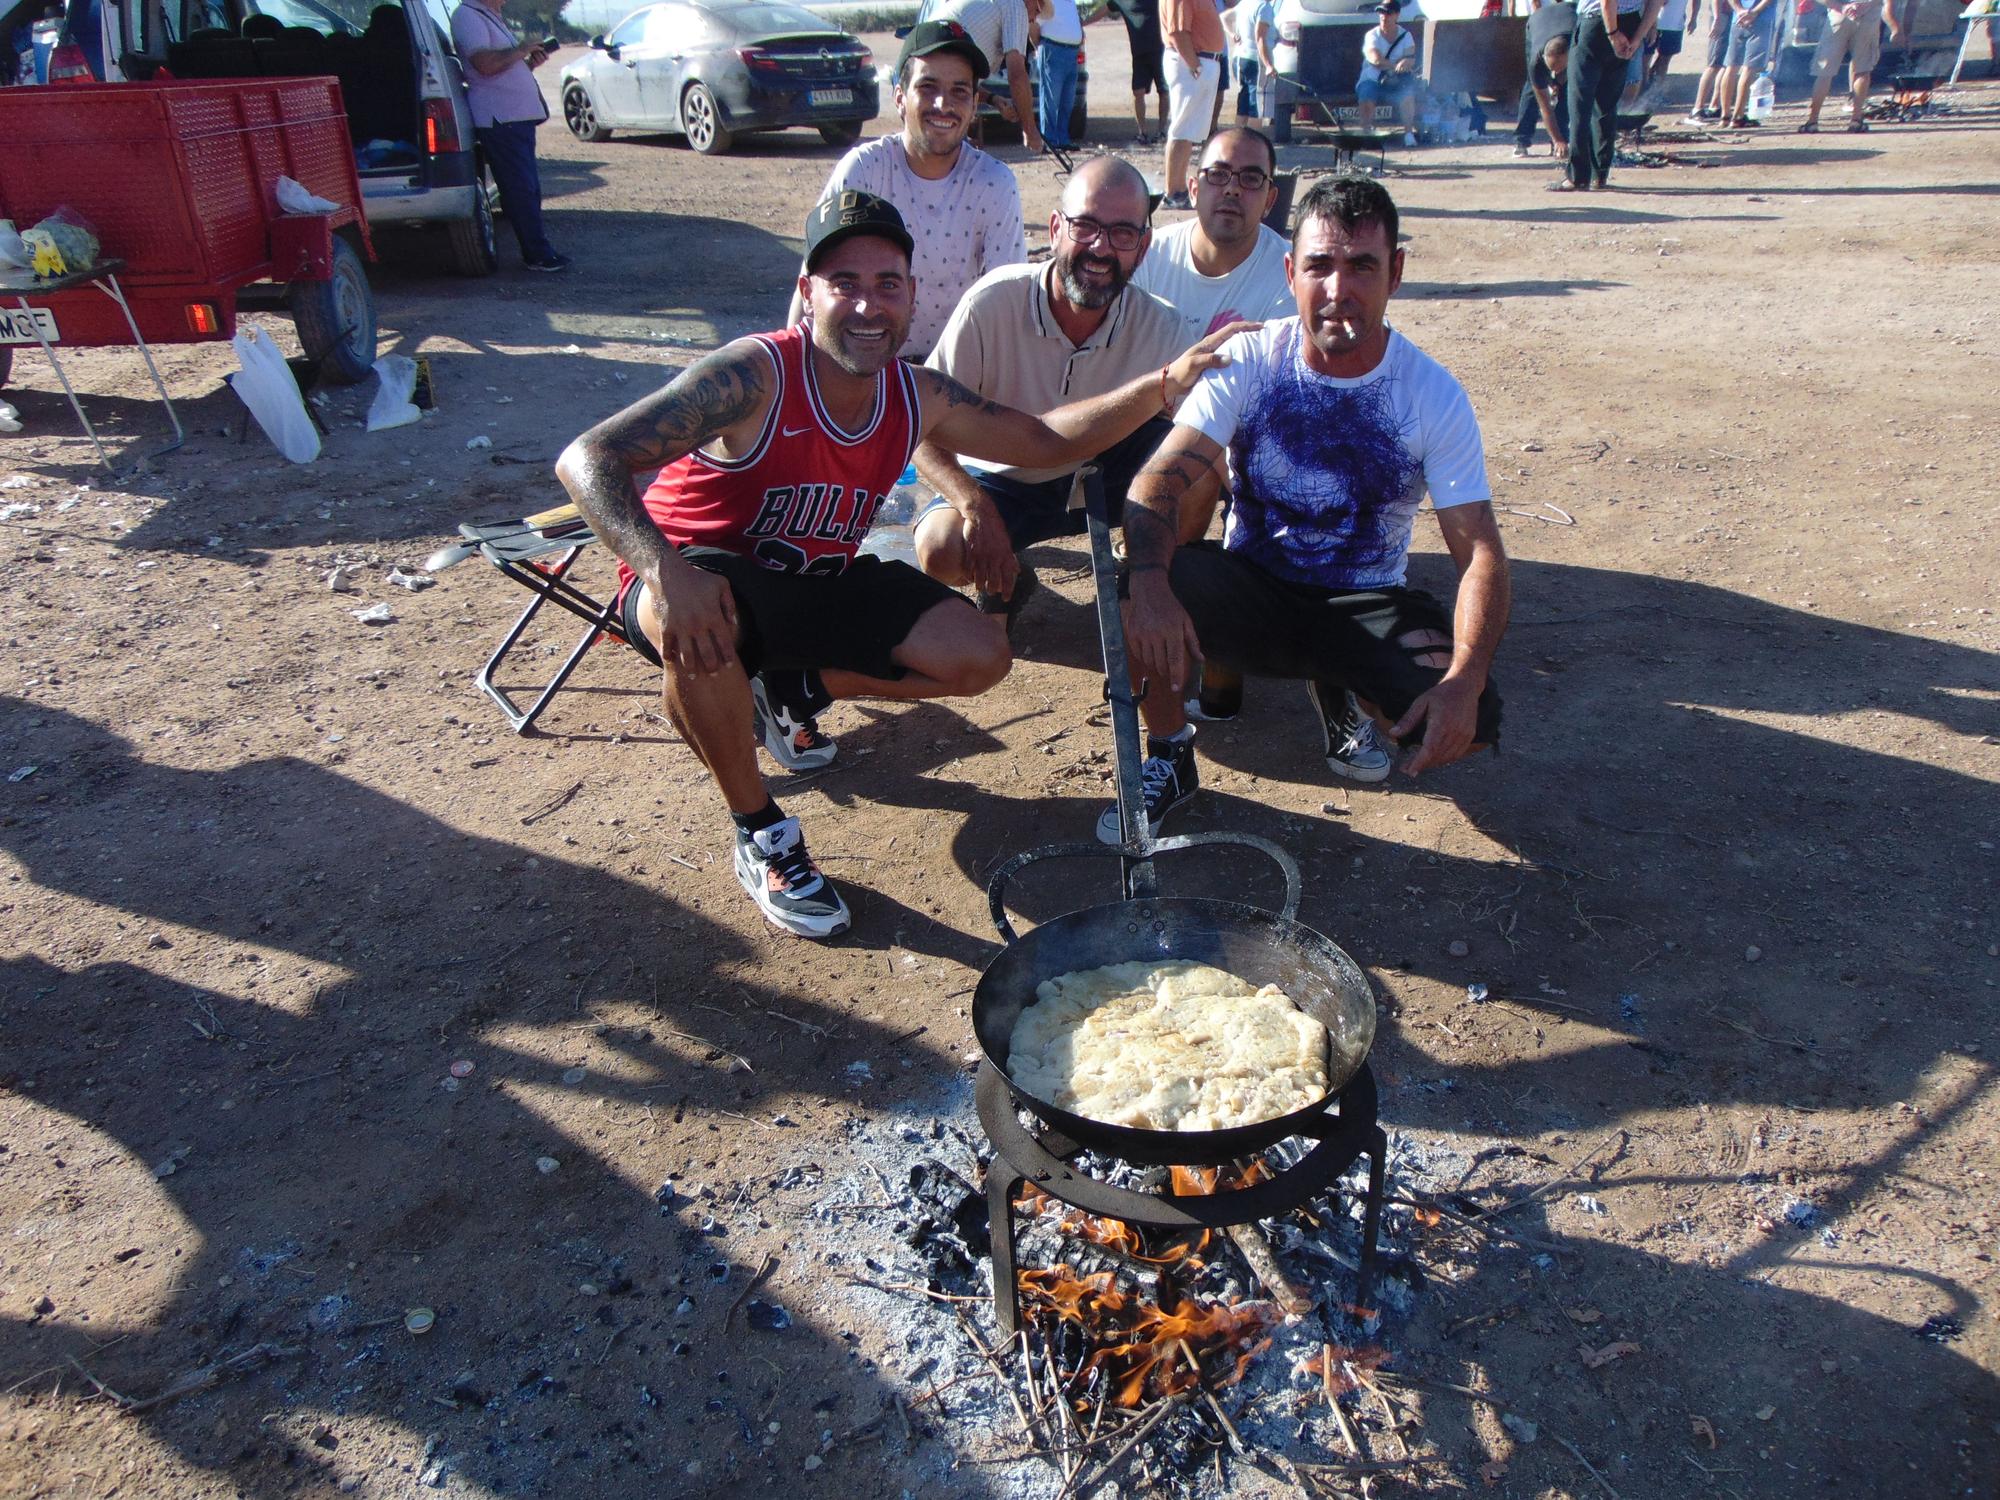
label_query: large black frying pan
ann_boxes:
[970,468,1377,1168]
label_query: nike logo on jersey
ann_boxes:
[781,423,815,438]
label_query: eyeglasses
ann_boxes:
[1197,164,1273,192]
[1057,212,1147,252]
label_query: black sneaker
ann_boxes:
[1306,681,1392,782]
[526,252,572,272]
[1094,733,1198,845]
[751,674,836,771]
[974,561,1039,635]
[732,816,851,938]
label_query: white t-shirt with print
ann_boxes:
[816,136,1027,359]
[1176,319,1490,589]
[1133,219,1294,340]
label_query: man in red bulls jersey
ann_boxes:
[558,192,1237,938]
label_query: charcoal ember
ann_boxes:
[907,1161,989,1254]
[1013,1220,1163,1303]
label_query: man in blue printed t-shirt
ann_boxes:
[1560,0,1662,190]
[1102,176,1510,843]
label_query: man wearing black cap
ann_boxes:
[558,193,1236,940]
[789,20,1026,361]
[919,0,1047,153]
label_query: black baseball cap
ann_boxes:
[1372,1,1401,11]
[803,190,916,271]
[895,18,990,80]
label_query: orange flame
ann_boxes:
[1301,1343,1390,1397]
[1018,1263,1281,1409]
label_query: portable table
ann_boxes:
[1,259,186,474]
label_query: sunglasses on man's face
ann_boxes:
[1197,164,1272,192]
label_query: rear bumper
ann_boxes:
[5,285,240,347]
[360,149,479,226]
[714,74,879,128]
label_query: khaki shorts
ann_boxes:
[1815,6,1884,78]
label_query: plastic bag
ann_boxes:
[365,354,421,431]
[229,327,321,463]
[275,175,339,215]
[0,400,21,435]
[0,220,28,271]
[21,207,100,277]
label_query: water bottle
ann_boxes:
[859,462,925,567]
[1748,73,1775,121]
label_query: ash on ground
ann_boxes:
[806,1068,1492,1497]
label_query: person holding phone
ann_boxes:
[450,0,569,272]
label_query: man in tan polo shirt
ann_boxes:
[1162,0,1228,208]
[911,157,1237,625]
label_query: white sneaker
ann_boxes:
[1305,682,1392,783]
[1403,130,1418,147]
[1511,143,1531,157]
[733,817,851,939]
[750,674,836,771]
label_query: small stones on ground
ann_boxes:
[1466,982,1489,1003]
[655,1180,677,1208]
[803,1454,822,1471]
[562,1066,587,1085]
[578,1282,600,1297]
[745,1298,791,1331]
[674,1297,695,1316]
[465,434,492,450]
[1744,945,1763,962]
[1447,939,1470,958]
[535,1156,560,1174]
[350,602,395,625]
[1576,1194,1606,1215]
[1501,1412,1539,1442]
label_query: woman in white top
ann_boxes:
[1355,0,1421,144]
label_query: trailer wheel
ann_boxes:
[445,175,499,278]
[289,234,377,386]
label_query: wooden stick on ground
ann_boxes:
[725,1252,777,1329]
[1476,1129,1627,1222]
[1176,1338,1247,1456]
[1225,1222,1314,1315]
[1322,1342,1366,1458]
[954,1307,1038,1447]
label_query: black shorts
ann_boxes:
[621,546,963,680]
[1167,542,1503,746]
[1129,24,1166,93]
[921,417,1171,554]
[1653,25,1683,58]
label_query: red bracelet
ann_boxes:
[1159,364,1172,412]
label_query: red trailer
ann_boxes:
[0,75,378,397]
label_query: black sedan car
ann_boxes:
[560,0,878,154]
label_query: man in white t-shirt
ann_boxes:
[913,157,1225,626]
[1134,127,1291,339]
[1130,125,1289,718]
[1102,175,1509,842]
[789,21,1027,361]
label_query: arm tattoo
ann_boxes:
[1123,444,1202,568]
[923,369,1006,420]
[600,345,768,471]
[556,342,769,579]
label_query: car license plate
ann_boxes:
[809,88,852,108]
[0,304,58,345]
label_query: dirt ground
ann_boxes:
[2,24,1998,1500]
